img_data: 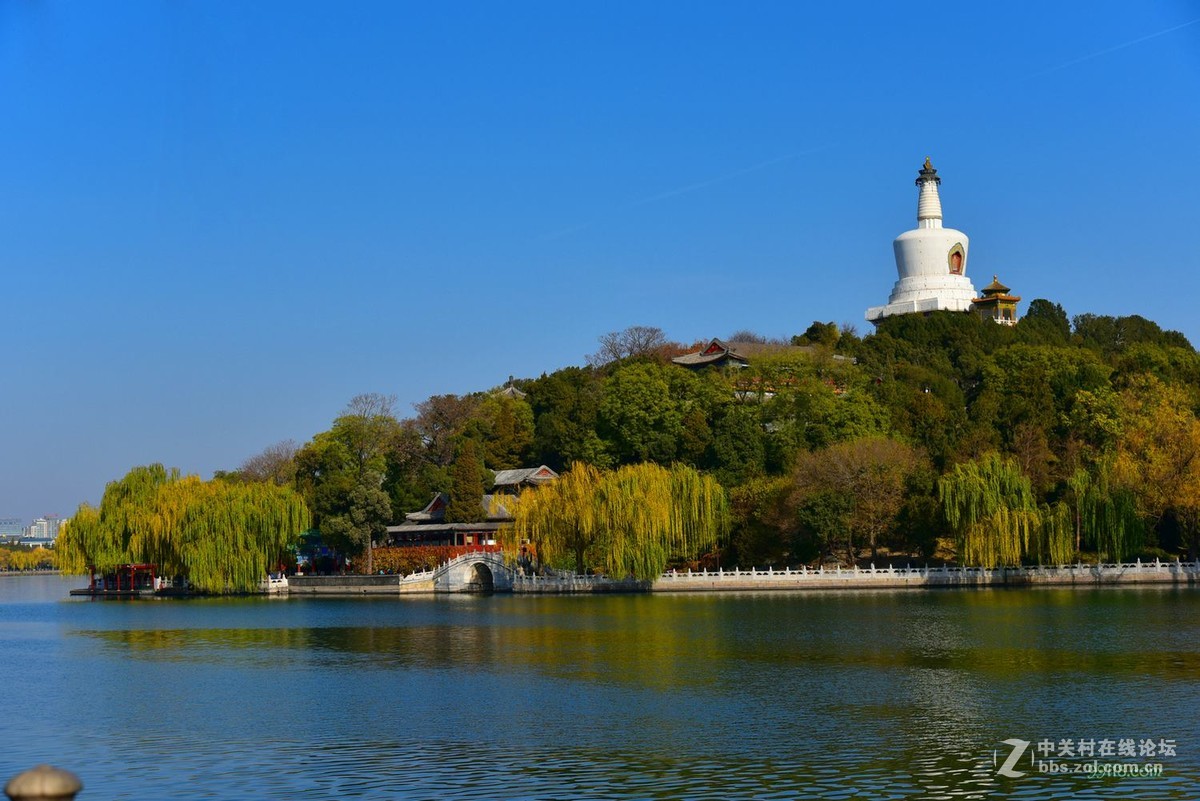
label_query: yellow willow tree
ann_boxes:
[1065,463,1143,562]
[58,464,310,593]
[499,462,729,581]
[1112,375,1200,559]
[57,464,178,573]
[939,453,1071,567]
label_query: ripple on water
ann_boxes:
[62,735,1185,801]
[3,579,1198,800]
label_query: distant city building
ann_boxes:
[866,158,981,324]
[21,515,64,547]
[0,518,22,544]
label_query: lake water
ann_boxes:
[1,574,1198,800]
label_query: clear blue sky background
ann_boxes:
[2,1,1198,522]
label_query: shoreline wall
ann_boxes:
[513,574,649,594]
[651,560,1200,592]
[281,559,1199,595]
[286,574,401,595]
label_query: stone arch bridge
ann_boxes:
[416,551,514,593]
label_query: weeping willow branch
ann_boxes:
[939,453,1071,567]
[1068,464,1143,562]
[57,464,310,593]
[498,462,729,581]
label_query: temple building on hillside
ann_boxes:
[672,338,851,370]
[866,158,979,325]
[972,275,1021,325]
[383,492,503,548]
[671,339,754,369]
[383,465,559,547]
[496,376,527,400]
[492,466,558,494]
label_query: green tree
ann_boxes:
[866,364,963,468]
[445,439,489,523]
[294,393,402,572]
[892,464,948,558]
[1015,299,1070,345]
[411,393,482,468]
[598,362,683,464]
[759,356,888,461]
[318,470,392,573]
[527,367,610,470]
[939,453,1071,567]
[792,321,840,347]
[1073,313,1193,354]
[382,424,446,520]
[727,477,792,566]
[1112,375,1200,557]
[500,462,728,580]
[1110,343,1200,398]
[788,437,922,563]
[459,393,537,471]
[58,464,309,592]
[794,490,853,563]
[707,403,766,486]
[1063,464,1142,561]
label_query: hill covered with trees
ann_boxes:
[273,300,1200,569]
[70,299,1200,576]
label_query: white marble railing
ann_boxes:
[399,567,436,584]
[658,558,1200,582]
[657,561,1200,577]
[400,551,510,583]
[394,555,1200,591]
[513,572,609,584]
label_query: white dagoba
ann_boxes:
[865,158,977,324]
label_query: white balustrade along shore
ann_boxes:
[398,567,436,594]
[512,572,648,594]
[652,559,1200,592]
[285,556,1200,595]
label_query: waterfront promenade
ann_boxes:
[652,558,1199,591]
[285,553,1200,595]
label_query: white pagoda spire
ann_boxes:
[916,157,943,228]
[865,158,978,325]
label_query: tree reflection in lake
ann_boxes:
[2,579,1197,799]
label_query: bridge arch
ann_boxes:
[467,562,494,593]
[431,551,514,593]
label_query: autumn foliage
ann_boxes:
[58,464,310,593]
[371,544,501,575]
[0,547,57,571]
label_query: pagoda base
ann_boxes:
[866,295,975,324]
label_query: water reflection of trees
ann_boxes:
[75,596,730,689]
[75,588,1200,685]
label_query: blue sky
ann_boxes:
[2,1,1198,522]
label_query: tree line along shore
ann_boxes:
[55,303,1200,592]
